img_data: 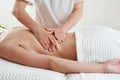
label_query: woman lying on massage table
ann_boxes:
[0,26,120,74]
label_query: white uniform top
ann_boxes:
[25,0,83,32]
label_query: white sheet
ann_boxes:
[66,73,120,80]
[0,58,66,80]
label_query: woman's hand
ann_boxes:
[44,27,67,44]
[33,27,56,52]
[53,27,67,44]
[104,59,120,74]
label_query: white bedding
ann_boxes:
[0,58,66,80]
[66,73,120,80]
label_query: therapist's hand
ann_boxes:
[53,27,67,44]
[33,27,56,52]
[44,27,67,43]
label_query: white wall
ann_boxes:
[0,0,35,27]
[0,0,120,30]
[80,0,120,30]
[0,0,21,27]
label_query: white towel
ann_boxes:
[75,25,120,63]
[74,25,120,80]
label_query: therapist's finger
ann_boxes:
[58,35,63,43]
[43,37,52,52]
[44,27,54,33]
[56,34,61,41]
[49,35,56,51]
[62,35,65,42]
[39,40,48,50]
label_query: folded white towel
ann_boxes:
[75,25,120,63]
[74,25,120,80]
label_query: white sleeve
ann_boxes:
[24,0,34,6]
[74,0,83,3]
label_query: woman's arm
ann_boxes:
[49,56,105,73]
[12,0,39,32]
[53,2,84,43]
[12,0,56,52]
[49,56,120,74]
[60,2,83,32]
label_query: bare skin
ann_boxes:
[0,27,120,73]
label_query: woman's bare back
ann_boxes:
[1,28,77,60]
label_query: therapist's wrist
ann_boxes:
[60,26,68,33]
[32,25,43,33]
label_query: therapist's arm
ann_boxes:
[12,0,56,52]
[53,2,83,43]
[61,1,83,31]
[12,0,40,33]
